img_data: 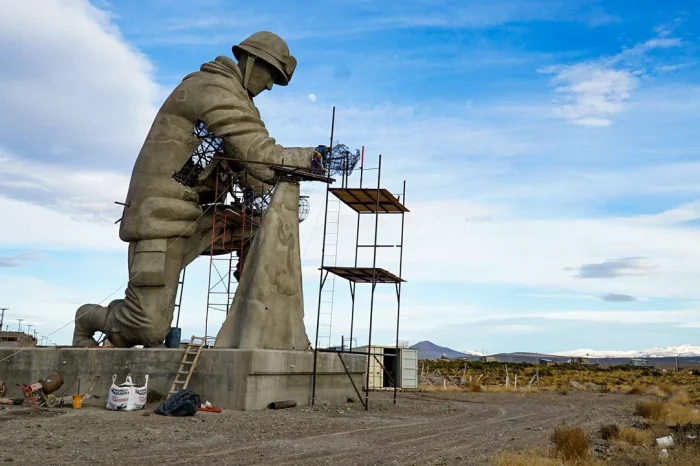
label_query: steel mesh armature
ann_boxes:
[323,144,361,177]
[298,197,310,222]
[173,120,225,187]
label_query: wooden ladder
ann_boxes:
[168,335,205,399]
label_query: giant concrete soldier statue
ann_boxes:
[73,31,327,348]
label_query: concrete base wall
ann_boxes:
[0,348,366,410]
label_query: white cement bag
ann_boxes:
[130,374,149,411]
[106,374,131,410]
[106,374,149,411]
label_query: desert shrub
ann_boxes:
[635,399,700,424]
[628,386,643,395]
[551,423,590,462]
[600,424,619,440]
[635,399,665,421]
[658,383,675,395]
[669,388,691,404]
[617,426,652,446]
[644,385,668,398]
[467,382,482,392]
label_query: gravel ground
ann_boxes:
[0,391,638,465]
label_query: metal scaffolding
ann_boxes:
[311,141,408,410]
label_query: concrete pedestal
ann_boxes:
[0,348,366,411]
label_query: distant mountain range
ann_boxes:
[552,345,700,359]
[410,341,483,359]
[409,341,700,360]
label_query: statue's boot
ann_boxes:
[72,303,110,347]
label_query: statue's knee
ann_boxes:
[130,239,168,287]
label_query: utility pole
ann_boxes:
[0,308,7,331]
[27,324,33,335]
[17,319,24,332]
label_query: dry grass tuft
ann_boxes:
[491,449,564,466]
[644,385,668,398]
[635,399,700,424]
[617,426,653,446]
[467,382,482,392]
[658,383,676,396]
[486,385,516,393]
[669,388,691,404]
[665,445,700,465]
[635,399,666,420]
[599,424,619,440]
[627,385,644,395]
[550,423,590,462]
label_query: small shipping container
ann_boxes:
[352,345,418,390]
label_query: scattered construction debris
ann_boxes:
[155,389,201,417]
[268,400,297,410]
[18,373,64,408]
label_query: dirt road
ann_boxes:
[0,391,637,465]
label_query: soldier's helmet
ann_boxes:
[233,31,297,86]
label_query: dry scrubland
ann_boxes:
[420,360,700,465]
[420,359,700,397]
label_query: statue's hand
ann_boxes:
[311,146,328,174]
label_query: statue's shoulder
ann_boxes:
[193,56,242,81]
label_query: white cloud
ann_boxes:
[0,196,123,251]
[541,63,638,126]
[0,0,160,166]
[541,29,684,126]
[0,149,130,223]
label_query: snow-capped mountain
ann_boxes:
[553,345,700,359]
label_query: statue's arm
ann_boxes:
[199,83,315,183]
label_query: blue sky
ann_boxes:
[1,0,700,352]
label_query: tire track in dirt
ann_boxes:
[261,408,553,465]
[183,404,534,465]
[163,407,487,465]
[228,399,585,465]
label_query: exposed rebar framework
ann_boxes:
[173,120,324,344]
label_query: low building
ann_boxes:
[629,358,653,368]
[0,331,36,348]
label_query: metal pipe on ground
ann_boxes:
[268,400,297,410]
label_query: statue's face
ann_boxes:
[246,60,276,98]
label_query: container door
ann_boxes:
[368,348,383,389]
[401,349,418,389]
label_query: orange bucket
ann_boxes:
[72,394,83,409]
